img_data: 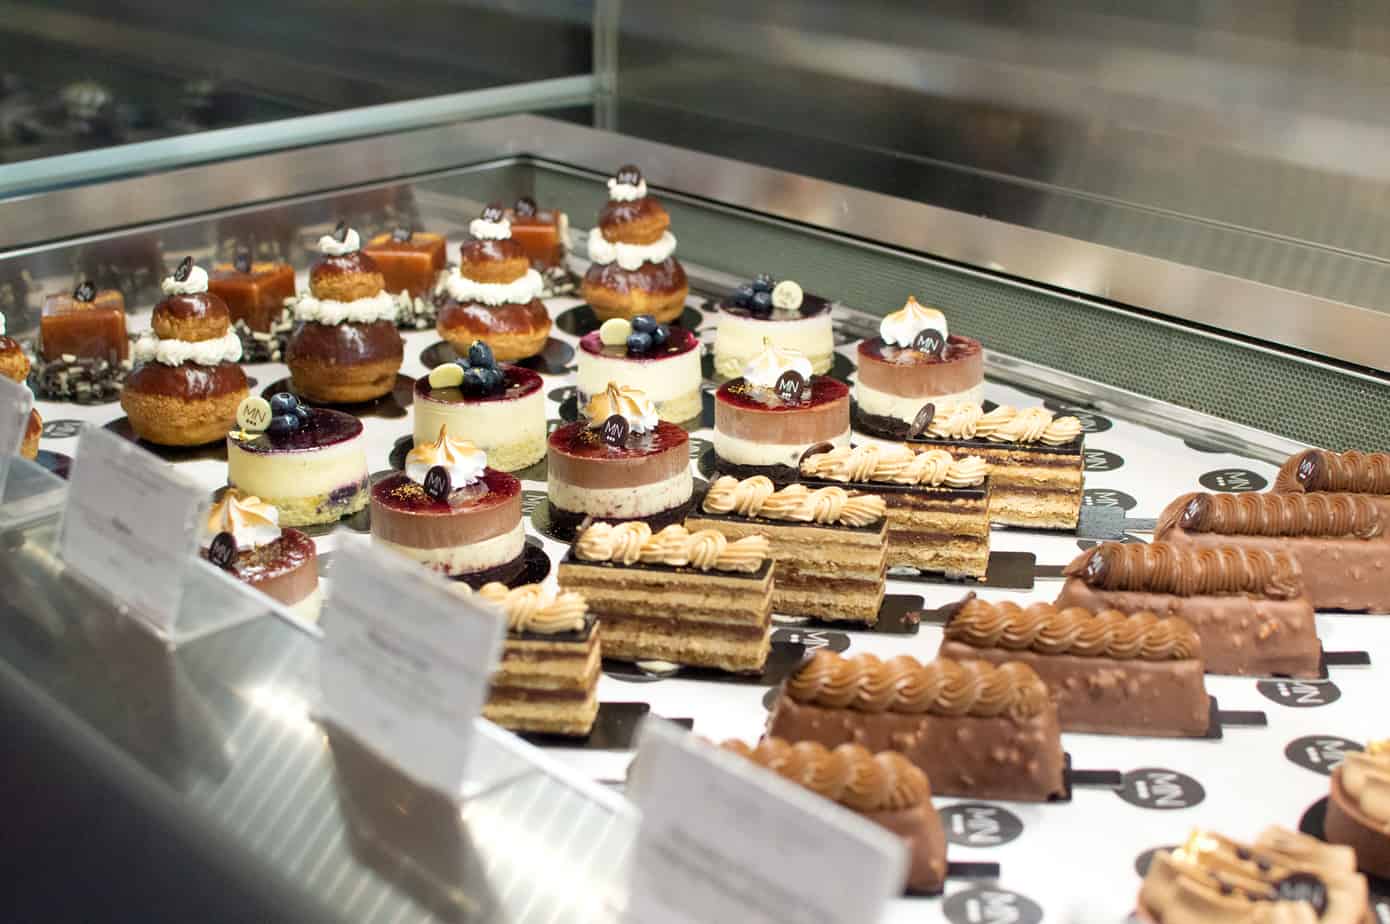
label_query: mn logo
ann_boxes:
[1198,468,1268,492]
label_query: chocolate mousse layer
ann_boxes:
[286,319,403,366]
[856,335,983,397]
[310,250,380,283]
[209,529,318,607]
[547,421,689,489]
[715,377,850,443]
[583,258,686,297]
[370,471,520,549]
[125,361,247,401]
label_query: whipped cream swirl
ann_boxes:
[586,228,677,271]
[607,176,647,201]
[441,267,543,307]
[318,228,361,256]
[469,216,512,240]
[203,491,280,550]
[585,382,659,434]
[134,329,242,366]
[407,426,487,487]
[742,340,814,390]
[293,290,398,325]
[161,265,210,296]
[880,296,947,348]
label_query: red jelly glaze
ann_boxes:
[716,376,849,412]
[218,529,316,583]
[415,364,543,405]
[578,326,697,361]
[235,407,363,454]
[372,469,519,516]
[125,361,247,401]
[858,334,982,366]
[548,420,689,460]
[309,251,380,283]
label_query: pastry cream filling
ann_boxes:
[227,436,368,500]
[293,290,398,325]
[714,428,851,468]
[714,313,834,377]
[586,228,677,271]
[413,388,546,454]
[441,267,543,307]
[134,330,242,366]
[855,381,985,423]
[577,348,702,404]
[548,469,693,518]
[375,520,525,575]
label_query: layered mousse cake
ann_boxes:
[577,315,701,423]
[370,426,524,584]
[720,738,947,895]
[713,274,834,378]
[1276,449,1390,519]
[547,383,693,536]
[1156,491,1390,612]
[689,475,888,624]
[39,281,128,363]
[413,341,546,472]
[800,443,992,578]
[939,598,1211,737]
[581,165,689,323]
[713,342,850,482]
[201,489,321,622]
[227,394,369,527]
[0,327,39,460]
[855,298,984,436]
[208,252,295,333]
[435,204,550,362]
[505,197,569,271]
[902,402,1084,530]
[363,227,447,299]
[1325,740,1390,880]
[1055,542,1322,678]
[767,651,1067,802]
[476,581,599,737]
[286,224,404,403]
[1138,828,1371,924]
[121,259,248,446]
[558,521,773,673]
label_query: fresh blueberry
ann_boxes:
[267,413,297,435]
[731,284,755,307]
[468,340,495,369]
[480,366,506,392]
[626,331,654,354]
[750,290,773,313]
[294,404,312,423]
[455,356,472,372]
[461,366,491,395]
[269,392,297,415]
[651,324,670,347]
[631,314,658,334]
[752,273,775,293]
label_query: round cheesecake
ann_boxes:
[577,326,701,423]
[370,469,524,582]
[714,376,850,481]
[227,408,369,527]
[413,364,545,472]
[714,278,834,379]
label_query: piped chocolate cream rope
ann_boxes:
[1276,449,1390,496]
[574,522,769,573]
[702,475,887,526]
[801,444,987,487]
[785,650,1049,720]
[946,598,1201,661]
[921,402,1082,446]
[476,581,588,635]
[720,737,931,813]
[1064,542,1303,600]
[1156,492,1383,540]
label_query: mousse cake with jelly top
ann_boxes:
[201,489,322,622]
[714,274,834,379]
[576,314,701,423]
[580,165,689,323]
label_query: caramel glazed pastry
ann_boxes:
[1325,739,1390,881]
[434,204,551,362]
[121,259,249,446]
[285,225,405,403]
[1276,449,1390,519]
[1137,827,1372,924]
[0,317,40,460]
[581,165,689,324]
[720,738,948,895]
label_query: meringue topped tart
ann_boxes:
[371,426,525,584]
[201,490,321,622]
[413,339,546,472]
[713,341,850,482]
[577,315,701,423]
[715,274,834,379]
[580,165,689,323]
[547,382,693,535]
[855,297,984,438]
[226,394,370,527]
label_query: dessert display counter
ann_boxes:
[1,115,1386,923]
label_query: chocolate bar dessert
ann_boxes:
[1156,491,1390,612]
[766,651,1067,802]
[1275,449,1390,519]
[939,598,1211,737]
[1055,542,1322,678]
[1325,739,1390,881]
[688,475,888,624]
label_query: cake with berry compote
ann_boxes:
[370,425,525,585]
[226,393,370,527]
[713,341,850,482]
[577,315,701,424]
[121,259,248,446]
[580,165,688,323]
[1325,739,1390,881]
[285,223,404,403]
[208,250,296,334]
[547,383,693,536]
[714,275,834,379]
[854,297,984,439]
[0,323,39,460]
[362,226,447,300]
[435,204,550,362]
[412,339,546,473]
[201,489,322,622]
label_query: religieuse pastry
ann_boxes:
[0,321,39,460]
[577,315,702,423]
[1056,542,1322,678]
[546,383,693,535]
[413,340,546,472]
[714,274,835,378]
[1156,491,1390,612]
[720,738,948,895]
[226,393,370,527]
[435,204,550,362]
[201,489,322,622]
[1325,739,1390,880]
[713,342,850,482]
[939,598,1212,737]
[767,651,1066,802]
[581,164,689,323]
[285,223,404,403]
[370,425,525,585]
[121,259,248,446]
[558,521,773,673]
[1275,448,1390,518]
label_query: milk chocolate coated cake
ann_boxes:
[1275,449,1390,520]
[1325,740,1390,880]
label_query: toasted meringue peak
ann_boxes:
[406,425,487,487]
[204,489,281,550]
[742,339,814,390]
[584,382,659,434]
[880,296,947,348]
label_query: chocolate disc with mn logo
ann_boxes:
[775,370,806,402]
[1199,468,1268,492]
[1257,679,1341,708]
[1285,735,1362,776]
[939,803,1024,848]
[423,465,452,502]
[207,532,238,570]
[1116,768,1205,809]
[331,220,349,242]
[912,328,945,357]
[942,888,1043,924]
[600,414,630,446]
[73,280,96,302]
[174,256,194,282]
[908,402,936,439]
[391,225,412,242]
[233,249,252,273]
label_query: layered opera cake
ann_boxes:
[1156,491,1390,612]
[767,651,1067,802]
[576,315,702,423]
[720,738,948,895]
[1056,542,1322,678]
[558,521,774,673]
[713,274,835,378]
[689,475,888,624]
[477,582,599,737]
[201,490,321,622]
[363,227,447,299]
[413,353,547,472]
[854,297,984,432]
[800,443,992,578]
[1325,740,1390,881]
[939,598,1211,737]
[1275,448,1390,518]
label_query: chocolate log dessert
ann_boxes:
[1275,449,1390,520]
[1325,740,1390,881]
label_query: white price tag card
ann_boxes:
[0,375,33,497]
[318,541,506,797]
[60,426,207,634]
[623,717,907,924]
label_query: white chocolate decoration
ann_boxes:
[585,382,659,434]
[406,425,487,487]
[879,296,948,348]
[161,265,210,296]
[742,340,814,390]
[318,228,361,256]
[427,363,464,389]
[771,280,804,311]
[204,490,281,550]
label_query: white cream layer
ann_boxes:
[227,436,368,501]
[577,348,702,404]
[713,428,851,468]
[440,267,543,307]
[413,389,546,462]
[134,330,242,366]
[548,469,692,518]
[854,381,985,424]
[714,312,834,378]
[586,229,677,270]
[293,291,397,325]
[374,521,525,576]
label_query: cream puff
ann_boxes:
[580,165,688,323]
